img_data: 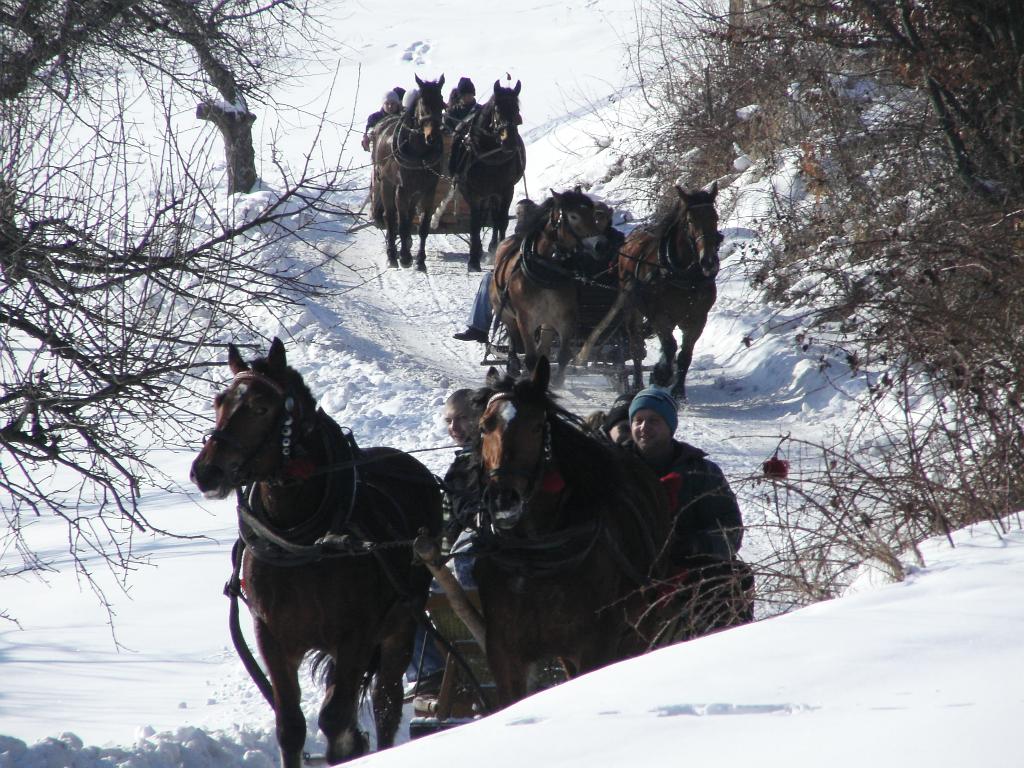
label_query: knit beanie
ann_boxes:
[628,387,678,434]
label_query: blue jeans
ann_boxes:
[407,626,445,680]
[467,272,493,333]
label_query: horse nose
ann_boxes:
[190,458,225,495]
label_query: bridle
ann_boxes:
[391,94,443,168]
[654,201,721,280]
[482,391,553,497]
[204,370,305,484]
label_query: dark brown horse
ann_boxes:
[489,189,608,386]
[473,358,670,706]
[623,183,722,398]
[449,80,526,272]
[373,75,446,271]
[190,338,441,766]
[581,183,723,399]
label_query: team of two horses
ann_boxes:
[373,75,524,271]
[190,337,742,765]
[495,181,722,399]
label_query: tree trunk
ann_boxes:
[196,101,258,195]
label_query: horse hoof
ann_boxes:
[416,260,427,272]
[468,259,481,273]
[387,258,399,269]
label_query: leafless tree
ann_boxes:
[636,0,1024,608]
[1,0,357,603]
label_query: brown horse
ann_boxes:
[473,358,670,706]
[190,338,441,766]
[489,189,608,386]
[373,75,446,271]
[623,183,722,398]
[449,80,526,272]
[581,183,723,399]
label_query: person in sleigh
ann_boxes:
[626,386,754,640]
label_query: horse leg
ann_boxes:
[468,203,484,272]
[317,654,369,765]
[384,195,399,268]
[551,323,575,389]
[651,326,677,389]
[486,641,529,708]
[625,311,646,393]
[397,190,414,267]
[505,323,524,377]
[372,620,417,749]
[487,196,505,254]
[672,317,706,401]
[518,316,539,375]
[415,188,436,272]
[255,624,307,768]
[493,189,513,247]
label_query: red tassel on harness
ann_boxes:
[540,470,566,494]
[284,457,317,481]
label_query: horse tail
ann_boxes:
[309,648,378,705]
[310,651,335,688]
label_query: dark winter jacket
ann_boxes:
[442,449,484,538]
[444,101,480,132]
[638,439,743,563]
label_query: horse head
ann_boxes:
[479,358,555,531]
[412,74,446,146]
[190,338,315,499]
[544,188,606,256]
[675,180,723,277]
[488,79,522,145]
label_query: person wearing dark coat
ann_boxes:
[627,386,753,636]
[404,387,481,699]
[628,386,742,560]
[444,76,480,131]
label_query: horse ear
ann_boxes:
[513,80,521,95]
[532,356,551,392]
[494,79,501,94]
[415,75,424,88]
[675,184,694,208]
[227,344,248,374]
[438,73,445,88]
[267,337,287,372]
[485,366,503,388]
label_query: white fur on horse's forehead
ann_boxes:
[486,392,517,424]
[499,400,517,424]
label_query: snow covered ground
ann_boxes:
[2,1,1022,766]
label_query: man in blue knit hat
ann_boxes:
[628,386,752,636]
